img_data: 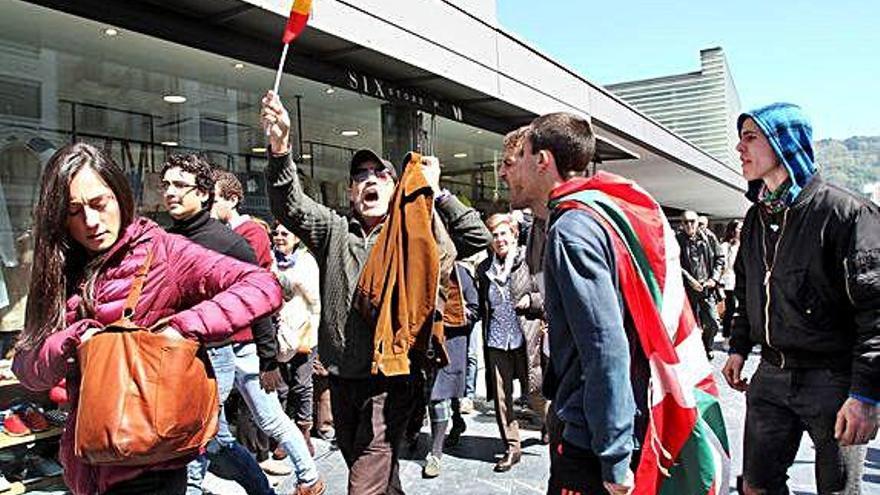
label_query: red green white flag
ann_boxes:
[548,172,730,495]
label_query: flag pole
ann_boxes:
[272,43,290,94]
[267,43,290,136]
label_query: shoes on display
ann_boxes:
[43,409,68,427]
[19,406,50,432]
[2,412,31,437]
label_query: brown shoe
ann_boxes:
[296,478,326,495]
[493,450,521,472]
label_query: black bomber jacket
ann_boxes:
[729,175,880,402]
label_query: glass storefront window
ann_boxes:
[0,0,506,332]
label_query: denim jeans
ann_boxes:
[186,345,273,495]
[232,342,319,485]
[744,361,866,494]
[465,322,480,399]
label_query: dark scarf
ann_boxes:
[758,179,793,215]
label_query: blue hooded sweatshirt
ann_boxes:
[737,102,817,206]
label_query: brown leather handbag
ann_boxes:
[73,250,219,466]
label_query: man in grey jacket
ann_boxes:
[261,91,491,494]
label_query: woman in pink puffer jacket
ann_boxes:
[12,143,282,494]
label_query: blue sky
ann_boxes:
[497,0,880,140]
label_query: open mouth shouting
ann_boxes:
[362,187,380,206]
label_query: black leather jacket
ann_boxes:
[729,175,880,401]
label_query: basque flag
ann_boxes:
[282,0,312,44]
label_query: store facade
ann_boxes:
[0,0,751,333]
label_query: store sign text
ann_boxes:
[346,71,463,122]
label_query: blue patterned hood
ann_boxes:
[737,102,817,205]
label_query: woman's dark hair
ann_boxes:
[17,142,135,350]
[723,219,742,243]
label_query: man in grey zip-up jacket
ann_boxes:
[261,91,491,494]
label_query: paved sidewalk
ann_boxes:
[205,339,880,494]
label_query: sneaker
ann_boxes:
[458,397,474,414]
[259,457,292,476]
[422,453,441,478]
[20,406,50,432]
[43,409,68,427]
[3,412,31,436]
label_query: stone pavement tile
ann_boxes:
[205,340,880,494]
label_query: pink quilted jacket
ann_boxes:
[13,217,282,494]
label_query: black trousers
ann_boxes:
[743,361,865,494]
[721,290,737,338]
[545,406,608,495]
[102,468,187,495]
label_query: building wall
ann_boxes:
[247,0,744,192]
[606,48,742,169]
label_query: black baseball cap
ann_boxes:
[349,149,397,180]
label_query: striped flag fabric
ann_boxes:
[282,0,312,44]
[548,172,730,495]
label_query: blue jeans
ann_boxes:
[186,345,273,495]
[465,322,480,399]
[232,343,319,485]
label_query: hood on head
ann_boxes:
[737,102,816,203]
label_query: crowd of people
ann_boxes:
[7,91,878,495]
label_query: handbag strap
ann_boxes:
[120,249,154,322]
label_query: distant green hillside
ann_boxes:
[814,136,880,193]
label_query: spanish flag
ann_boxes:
[282,0,312,44]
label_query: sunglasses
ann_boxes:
[351,168,393,183]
